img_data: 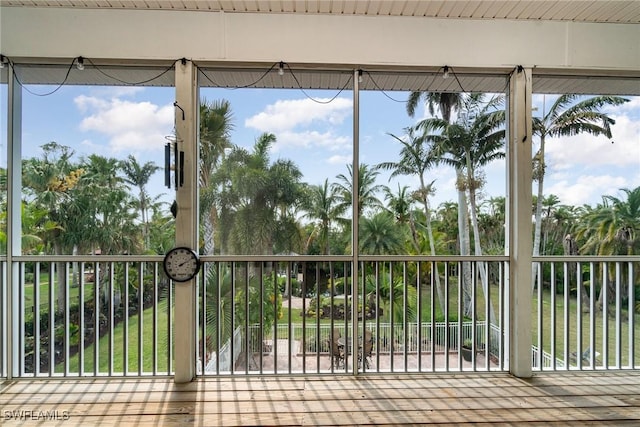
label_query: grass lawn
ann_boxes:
[53,280,638,374]
[534,288,640,366]
[59,298,173,375]
[23,276,94,314]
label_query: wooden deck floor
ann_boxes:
[1,371,639,426]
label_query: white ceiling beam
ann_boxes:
[2,7,637,75]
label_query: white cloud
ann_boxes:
[79,138,108,155]
[74,95,109,113]
[612,96,640,115]
[89,86,144,99]
[545,114,640,169]
[271,130,350,152]
[547,175,629,206]
[327,154,351,165]
[75,96,174,152]
[245,97,352,133]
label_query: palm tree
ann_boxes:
[82,154,139,255]
[147,207,175,255]
[81,154,140,308]
[382,184,420,253]
[364,270,417,324]
[300,179,342,297]
[407,92,462,124]
[415,94,505,321]
[576,186,640,310]
[217,133,305,256]
[332,163,384,222]
[120,155,160,251]
[406,91,473,312]
[22,142,80,311]
[429,94,504,256]
[539,194,561,255]
[377,128,445,309]
[199,99,234,256]
[302,179,341,255]
[531,94,629,290]
[359,212,405,255]
[0,202,51,255]
[435,201,460,254]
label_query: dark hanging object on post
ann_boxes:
[170,200,178,219]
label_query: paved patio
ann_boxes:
[240,339,494,373]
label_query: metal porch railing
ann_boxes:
[532,256,639,371]
[1,255,638,378]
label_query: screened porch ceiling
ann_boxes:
[3,0,640,23]
[2,0,639,95]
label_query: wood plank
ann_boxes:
[3,383,640,406]
[3,371,638,395]
[0,377,306,394]
[0,393,633,416]
[1,373,638,426]
[22,407,638,426]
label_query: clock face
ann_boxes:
[163,246,200,282]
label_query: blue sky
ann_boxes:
[2,80,639,212]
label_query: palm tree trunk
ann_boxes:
[466,163,496,325]
[54,241,66,314]
[72,244,79,288]
[408,212,421,253]
[203,214,214,255]
[456,169,473,318]
[418,181,445,312]
[532,137,546,291]
[563,234,589,308]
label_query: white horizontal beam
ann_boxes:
[1,7,638,72]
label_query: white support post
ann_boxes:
[506,66,533,378]
[351,69,360,374]
[174,59,199,383]
[5,65,22,380]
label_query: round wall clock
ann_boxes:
[163,246,200,282]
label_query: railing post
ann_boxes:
[506,66,533,378]
[174,59,199,383]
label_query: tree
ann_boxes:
[382,184,420,253]
[532,94,629,290]
[406,91,473,315]
[435,201,461,255]
[478,197,506,255]
[332,163,384,223]
[576,187,640,310]
[426,94,505,256]
[80,154,140,309]
[377,128,445,310]
[120,155,160,251]
[359,212,405,255]
[81,154,139,255]
[415,94,505,321]
[0,202,51,255]
[364,269,417,324]
[199,99,234,256]
[216,133,305,256]
[147,207,175,255]
[22,142,83,311]
[302,179,341,255]
[539,194,561,256]
[406,92,462,125]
